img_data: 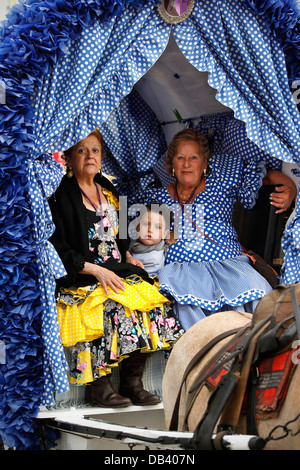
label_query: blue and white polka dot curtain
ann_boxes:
[1,0,300,450]
[173,0,300,165]
[99,89,167,197]
[30,3,170,158]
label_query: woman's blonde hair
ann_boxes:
[165,129,211,176]
[63,129,105,161]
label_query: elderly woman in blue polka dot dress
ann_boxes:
[145,129,295,331]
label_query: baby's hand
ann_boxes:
[126,251,144,269]
[130,258,145,268]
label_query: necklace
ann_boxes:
[80,182,103,217]
[79,183,117,244]
[175,182,200,205]
[178,190,195,201]
[80,182,104,237]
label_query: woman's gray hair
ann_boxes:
[164,129,211,176]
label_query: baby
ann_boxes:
[129,203,170,276]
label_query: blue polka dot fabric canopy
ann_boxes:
[0,0,299,449]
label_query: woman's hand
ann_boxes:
[125,251,144,269]
[270,185,297,214]
[95,266,126,295]
[81,262,125,295]
[264,169,297,214]
[167,231,176,245]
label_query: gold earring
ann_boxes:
[172,168,175,177]
[203,168,207,177]
[67,166,73,178]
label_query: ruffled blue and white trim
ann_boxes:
[159,255,272,313]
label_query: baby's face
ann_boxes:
[138,211,168,246]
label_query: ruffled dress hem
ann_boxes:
[56,277,184,386]
[158,255,273,312]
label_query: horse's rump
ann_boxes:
[162,310,252,431]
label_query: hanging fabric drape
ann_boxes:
[99,89,167,197]
[172,0,300,165]
[30,4,170,157]
[26,154,70,404]
[240,0,300,97]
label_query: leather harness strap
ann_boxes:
[291,285,300,345]
[183,326,251,427]
[246,285,300,435]
[218,319,272,430]
[189,315,274,449]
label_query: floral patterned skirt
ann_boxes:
[56,276,184,385]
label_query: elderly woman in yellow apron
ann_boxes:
[49,129,184,408]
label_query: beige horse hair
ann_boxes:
[162,310,300,450]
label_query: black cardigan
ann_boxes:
[49,173,150,288]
